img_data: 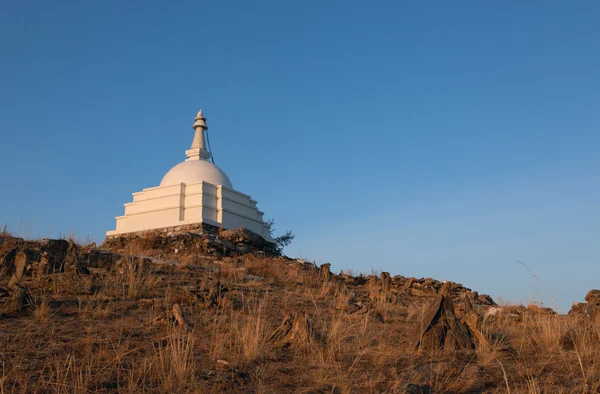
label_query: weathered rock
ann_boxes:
[422,278,441,290]
[380,272,391,291]
[102,226,278,258]
[408,280,438,297]
[585,290,600,305]
[319,263,332,281]
[569,302,588,317]
[41,239,69,272]
[569,300,600,329]
[270,312,320,348]
[34,240,90,275]
[219,227,275,254]
[415,282,476,351]
[0,248,18,278]
[190,279,227,308]
[8,249,40,286]
[12,251,29,282]
[172,304,192,331]
[338,270,356,285]
[526,304,556,315]
[64,241,90,275]
[569,290,600,323]
[477,293,496,306]
[220,239,237,253]
[81,249,119,270]
[401,277,415,293]
[215,359,231,371]
[462,313,489,349]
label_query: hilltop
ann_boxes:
[0,229,598,393]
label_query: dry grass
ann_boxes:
[0,243,598,393]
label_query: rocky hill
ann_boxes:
[0,229,598,393]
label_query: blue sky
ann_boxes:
[1,1,599,312]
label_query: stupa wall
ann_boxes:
[107,181,271,240]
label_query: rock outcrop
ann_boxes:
[569,289,600,329]
[101,226,278,258]
[415,282,480,351]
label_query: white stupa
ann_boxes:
[106,109,273,241]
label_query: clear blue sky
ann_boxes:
[1,1,599,312]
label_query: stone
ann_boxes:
[215,360,231,371]
[102,229,278,259]
[379,272,391,291]
[270,313,320,348]
[477,294,496,306]
[526,304,556,315]
[15,249,39,273]
[42,238,69,260]
[319,263,332,281]
[63,241,90,275]
[568,293,600,330]
[401,277,415,292]
[462,313,489,349]
[81,249,118,270]
[585,290,600,304]
[220,239,237,253]
[9,251,29,287]
[220,227,272,251]
[0,248,18,278]
[415,282,476,351]
[339,270,356,285]
[190,279,227,308]
[34,240,90,275]
[409,287,437,297]
[172,304,191,331]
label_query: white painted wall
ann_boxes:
[106,181,273,242]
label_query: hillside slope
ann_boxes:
[0,230,598,393]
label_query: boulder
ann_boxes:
[37,240,89,275]
[415,282,477,351]
[8,250,38,286]
[63,241,90,275]
[569,291,600,329]
[41,239,69,271]
[585,290,600,305]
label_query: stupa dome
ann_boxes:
[160,160,233,188]
[107,108,272,242]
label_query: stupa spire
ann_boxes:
[186,109,212,161]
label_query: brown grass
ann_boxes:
[0,246,598,393]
